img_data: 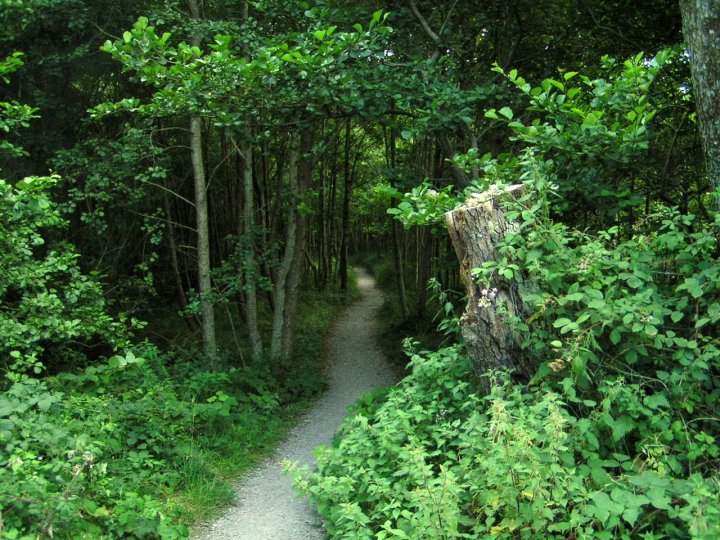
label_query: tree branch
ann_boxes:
[408,0,441,45]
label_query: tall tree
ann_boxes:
[339,119,352,291]
[187,0,217,358]
[240,0,263,360]
[680,0,720,208]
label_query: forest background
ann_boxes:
[1,0,719,538]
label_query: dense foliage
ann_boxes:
[295,345,720,539]
[293,48,720,539]
[1,0,719,538]
[0,176,129,374]
[1,344,300,539]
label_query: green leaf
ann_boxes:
[622,506,640,526]
[670,311,684,323]
[498,107,513,120]
[695,317,710,328]
[644,393,670,409]
[37,395,55,411]
[553,317,572,328]
[591,491,624,524]
[611,415,634,441]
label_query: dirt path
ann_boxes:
[193,268,398,540]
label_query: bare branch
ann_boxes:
[438,0,460,37]
[141,180,196,208]
[408,0,441,45]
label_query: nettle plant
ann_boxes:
[294,345,720,539]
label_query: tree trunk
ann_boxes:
[680,0,720,208]
[270,135,299,361]
[444,185,533,395]
[281,127,315,358]
[328,125,339,279]
[242,135,263,359]
[187,0,216,359]
[318,122,329,289]
[387,128,409,318]
[162,189,198,331]
[416,228,432,320]
[340,118,352,291]
[190,116,217,359]
[391,219,409,319]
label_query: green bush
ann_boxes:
[0,344,294,539]
[293,346,720,539]
[0,350,189,539]
[0,176,130,374]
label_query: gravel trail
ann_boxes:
[193,268,398,540]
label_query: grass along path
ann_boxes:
[192,268,399,539]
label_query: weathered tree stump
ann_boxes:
[445,184,533,394]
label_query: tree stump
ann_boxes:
[444,184,533,394]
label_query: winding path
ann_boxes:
[193,268,398,540]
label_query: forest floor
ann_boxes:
[192,268,399,539]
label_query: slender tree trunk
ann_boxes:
[242,136,263,359]
[270,135,298,361]
[233,0,262,359]
[340,119,352,291]
[680,0,720,208]
[186,0,216,358]
[318,135,329,289]
[388,128,409,319]
[445,185,534,395]
[258,139,276,311]
[391,219,409,319]
[328,127,339,278]
[190,116,217,358]
[281,127,315,358]
[417,228,432,320]
[162,190,198,331]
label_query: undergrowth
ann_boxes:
[1,263,353,539]
[293,344,720,539]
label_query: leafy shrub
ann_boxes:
[293,347,720,539]
[0,176,130,374]
[470,153,720,474]
[0,351,189,539]
[0,344,290,539]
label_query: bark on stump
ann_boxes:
[445,184,531,395]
